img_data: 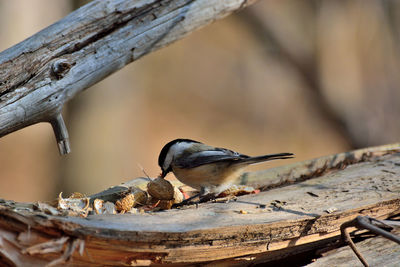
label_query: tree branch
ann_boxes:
[50,113,70,155]
[0,0,257,154]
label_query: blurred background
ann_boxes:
[0,0,399,202]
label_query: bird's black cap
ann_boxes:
[158,138,201,169]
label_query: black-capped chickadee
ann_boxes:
[158,139,293,196]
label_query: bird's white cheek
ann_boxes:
[163,151,174,171]
[163,142,193,170]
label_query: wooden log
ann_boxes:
[0,0,257,154]
[0,144,399,266]
[239,142,400,189]
[307,228,400,267]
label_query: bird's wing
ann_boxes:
[175,148,249,169]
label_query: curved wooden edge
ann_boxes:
[241,142,400,188]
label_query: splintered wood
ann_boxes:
[307,228,400,266]
[0,144,399,266]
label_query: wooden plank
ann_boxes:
[239,142,400,189]
[307,228,400,267]
[0,144,399,266]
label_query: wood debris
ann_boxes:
[23,237,69,255]
[325,207,338,214]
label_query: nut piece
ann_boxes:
[103,201,117,214]
[157,199,174,210]
[173,186,184,204]
[131,188,148,206]
[69,192,85,198]
[57,192,91,217]
[93,199,104,214]
[115,189,148,213]
[115,193,135,213]
[147,178,174,200]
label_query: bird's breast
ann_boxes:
[172,163,245,191]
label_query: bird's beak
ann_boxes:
[161,166,171,178]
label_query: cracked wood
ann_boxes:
[0,0,256,142]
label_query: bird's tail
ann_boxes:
[239,153,294,165]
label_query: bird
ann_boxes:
[158,138,294,201]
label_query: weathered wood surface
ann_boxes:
[307,228,400,267]
[0,144,399,266]
[239,142,400,189]
[0,0,256,153]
